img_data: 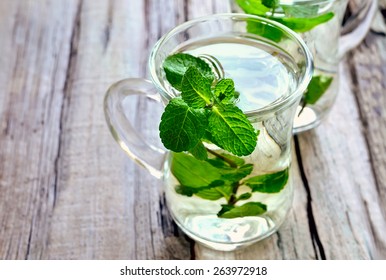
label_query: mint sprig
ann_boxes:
[160,54,257,157]
[160,52,289,219]
[236,0,335,110]
[171,151,289,218]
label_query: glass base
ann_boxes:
[293,105,323,134]
[173,214,282,251]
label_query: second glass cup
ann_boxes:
[231,0,378,133]
[104,14,313,251]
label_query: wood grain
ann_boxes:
[295,61,386,259]
[0,0,79,259]
[42,0,192,260]
[349,27,386,259]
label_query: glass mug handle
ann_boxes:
[339,0,378,56]
[104,78,166,179]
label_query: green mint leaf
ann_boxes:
[217,204,235,217]
[236,192,252,201]
[236,0,270,15]
[219,153,246,167]
[159,98,207,152]
[244,168,289,193]
[208,104,257,156]
[220,164,253,183]
[262,0,278,9]
[203,128,217,145]
[181,67,212,108]
[207,153,245,169]
[175,180,225,198]
[171,152,222,188]
[246,12,334,42]
[175,185,195,197]
[163,53,215,91]
[205,152,252,183]
[195,188,225,200]
[247,20,283,42]
[189,142,208,160]
[214,79,236,102]
[195,185,233,201]
[274,12,334,33]
[218,202,267,218]
[304,75,333,105]
[175,180,232,201]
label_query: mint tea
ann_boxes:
[104,14,312,251]
[162,36,302,251]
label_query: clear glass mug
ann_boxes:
[104,14,313,251]
[231,0,377,133]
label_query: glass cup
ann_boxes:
[230,0,378,133]
[104,14,313,251]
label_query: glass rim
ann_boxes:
[149,13,313,117]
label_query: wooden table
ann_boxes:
[0,0,385,260]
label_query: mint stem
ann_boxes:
[228,182,240,205]
[206,148,244,205]
[271,6,276,17]
[298,100,307,117]
[206,148,238,168]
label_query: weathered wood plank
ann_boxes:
[42,0,193,260]
[284,7,386,260]
[0,0,79,259]
[295,59,386,259]
[349,29,386,259]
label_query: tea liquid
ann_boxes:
[164,37,299,250]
